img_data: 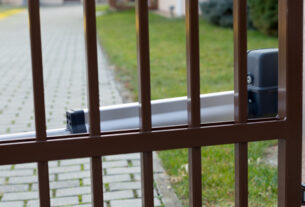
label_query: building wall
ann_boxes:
[158,0,206,17]
[0,0,85,6]
[158,0,179,16]
[1,0,25,6]
[41,0,64,5]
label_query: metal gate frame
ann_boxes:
[0,0,303,207]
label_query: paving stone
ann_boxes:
[0,4,169,207]
[8,175,37,184]
[31,180,80,191]
[0,184,29,193]
[109,182,141,191]
[131,160,140,167]
[51,196,79,206]
[0,169,34,177]
[56,186,91,197]
[107,167,141,175]
[48,161,59,168]
[105,154,140,161]
[60,158,90,166]
[9,174,55,185]
[14,163,37,169]
[0,201,24,207]
[104,190,134,201]
[2,191,38,201]
[58,170,91,181]
[84,160,128,170]
[110,198,162,207]
[0,178,5,184]
[82,190,134,203]
[26,199,39,207]
[105,174,132,183]
[49,165,81,174]
[0,165,13,170]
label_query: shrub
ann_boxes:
[248,0,278,36]
[200,0,234,28]
[199,0,252,28]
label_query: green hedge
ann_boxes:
[200,0,278,36]
[248,0,278,36]
[200,0,234,28]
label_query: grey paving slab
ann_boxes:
[0,201,24,207]
[109,182,141,191]
[51,196,79,206]
[107,167,141,175]
[32,180,81,191]
[0,4,171,207]
[0,184,29,194]
[2,191,38,201]
[0,5,123,135]
[0,169,34,177]
[110,198,162,207]
[49,165,81,174]
[56,186,91,197]
[105,154,140,161]
[58,170,91,181]
[84,160,128,170]
[8,175,38,184]
[60,158,90,166]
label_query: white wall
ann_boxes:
[40,0,64,5]
[158,0,206,17]
[158,0,179,16]
[1,0,24,6]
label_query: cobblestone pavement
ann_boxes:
[0,4,165,207]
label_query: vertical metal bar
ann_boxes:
[233,0,248,206]
[135,0,154,207]
[83,1,104,206]
[185,0,201,206]
[28,1,50,206]
[235,142,248,206]
[278,0,303,206]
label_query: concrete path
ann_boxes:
[0,4,170,207]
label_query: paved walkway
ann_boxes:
[0,4,167,207]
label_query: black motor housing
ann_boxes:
[247,49,278,118]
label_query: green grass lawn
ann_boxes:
[96,8,278,207]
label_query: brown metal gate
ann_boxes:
[0,0,303,206]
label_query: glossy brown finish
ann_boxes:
[233,0,248,206]
[28,1,51,206]
[83,0,103,206]
[188,147,202,207]
[141,152,154,207]
[278,0,303,206]
[37,162,51,207]
[135,0,154,206]
[235,143,248,206]
[28,0,47,141]
[233,0,247,123]
[185,0,200,127]
[1,0,302,206]
[185,0,202,206]
[0,120,286,165]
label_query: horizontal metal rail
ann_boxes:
[0,91,233,140]
[0,118,286,165]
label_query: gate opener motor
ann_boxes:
[247,48,278,118]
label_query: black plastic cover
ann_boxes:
[66,110,87,133]
[247,49,278,118]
